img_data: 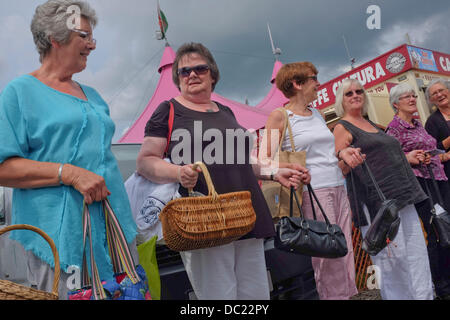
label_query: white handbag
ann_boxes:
[125,159,180,245]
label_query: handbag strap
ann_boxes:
[81,203,108,300]
[361,160,386,202]
[307,186,317,220]
[425,164,445,207]
[103,199,140,283]
[350,168,363,228]
[278,107,296,152]
[306,184,332,225]
[80,200,141,300]
[289,186,302,218]
[164,101,175,156]
[188,162,219,200]
[421,172,436,211]
[268,107,295,161]
[290,186,332,226]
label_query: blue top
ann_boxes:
[0,75,137,279]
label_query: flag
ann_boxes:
[157,0,168,39]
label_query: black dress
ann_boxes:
[145,99,275,239]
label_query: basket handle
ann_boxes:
[188,162,219,201]
[0,224,60,297]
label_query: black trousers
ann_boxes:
[415,177,450,297]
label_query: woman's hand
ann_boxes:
[61,164,111,205]
[279,163,311,185]
[274,167,309,189]
[406,150,426,166]
[339,147,366,168]
[423,152,432,165]
[439,151,450,163]
[177,164,200,189]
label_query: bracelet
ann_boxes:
[58,164,64,185]
[336,149,343,160]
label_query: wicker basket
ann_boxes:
[0,224,60,300]
[159,162,257,251]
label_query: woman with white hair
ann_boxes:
[386,83,450,300]
[425,79,450,182]
[333,79,433,300]
[0,0,137,299]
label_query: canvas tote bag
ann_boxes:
[261,107,306,220]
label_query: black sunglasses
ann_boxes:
[177,64,210,77]
[344,89,365,97]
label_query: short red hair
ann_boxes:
[275,62,318,98]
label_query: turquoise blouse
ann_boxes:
[0,75,137,280]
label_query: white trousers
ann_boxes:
[361,204,434,300]
[180,238,270,300]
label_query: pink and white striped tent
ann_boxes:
[118,45,289,143]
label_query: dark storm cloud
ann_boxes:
[1,0,449,141]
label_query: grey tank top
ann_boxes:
[338,120,427,227]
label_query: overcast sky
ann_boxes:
[1,0,449,141]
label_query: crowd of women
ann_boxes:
[0,0,449,300]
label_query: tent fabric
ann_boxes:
[119,45,288,143]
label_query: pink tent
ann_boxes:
[118,45,289,143]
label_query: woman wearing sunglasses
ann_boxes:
[263,62,364,300]
[385,82,450,300]
[333,79,433,300]
[136,42,310,300]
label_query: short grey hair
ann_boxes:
[425,78,450,107]
[31,0,98,62]
[389,83,415,113]
[334,79,369,117]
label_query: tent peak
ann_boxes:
[158,45,176,73]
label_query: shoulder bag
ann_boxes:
[423,164,450,248]
[261,107,306,220]
[274,184,348,258]
[350,160,401,256]
[125,101,179,244]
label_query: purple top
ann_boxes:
[386,115,447,181]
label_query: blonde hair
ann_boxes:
[334,79,369,117]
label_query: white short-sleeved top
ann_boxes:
[281,108,345,190]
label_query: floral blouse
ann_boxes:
[386,115,447,181]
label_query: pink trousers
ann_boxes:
[301,185,358,300]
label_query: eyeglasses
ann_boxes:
[398,94,418,101]
[306,75,318,82]
[430,88,447,98]
[177,64,210,78]
[72,29,96,45]
[344,89,364,97]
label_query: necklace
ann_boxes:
[287,103,311,116]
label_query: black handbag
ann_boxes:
[423,164,450,249]
[274,185,348,258]
[350,161,401,256]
